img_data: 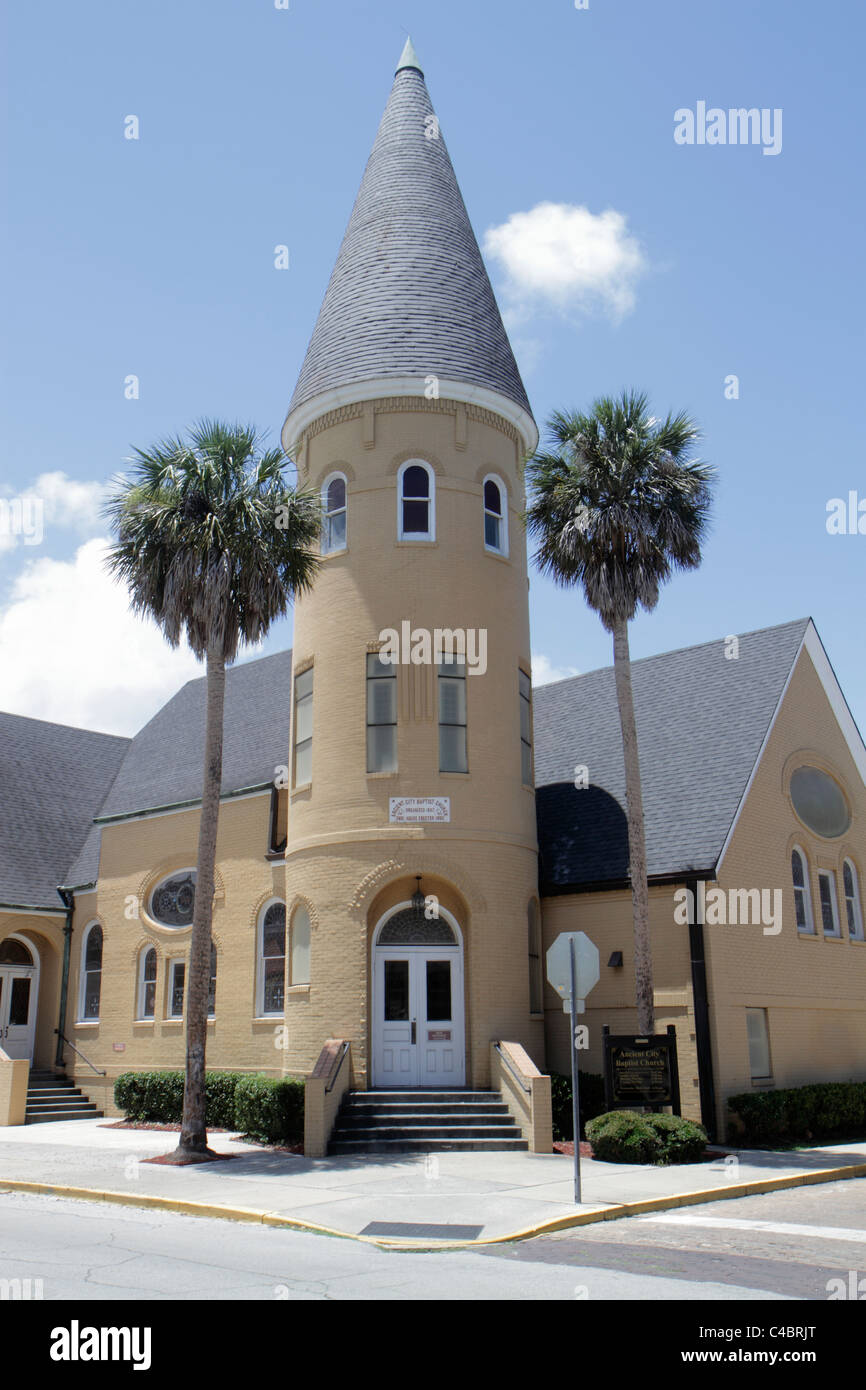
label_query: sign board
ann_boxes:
[602,1027,682,1114]
[389,797,450,824]
[546,932,600,1013]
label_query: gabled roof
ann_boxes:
[63,649,293,890]
[0,714,129,909]
[533,619,812,892]
[284,42,535,450]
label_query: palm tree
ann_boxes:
[105,420,320,1159]
[526,391,714,1035]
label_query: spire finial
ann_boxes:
[396,36,423,74]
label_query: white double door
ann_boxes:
[373,947,464,1088]
[0,966,36,1061]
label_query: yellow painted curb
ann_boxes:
[0,1160,863,1252]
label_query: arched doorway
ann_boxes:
[371,903,465,1088]
[0,934,39,1061]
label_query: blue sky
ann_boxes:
[0,0,863,735]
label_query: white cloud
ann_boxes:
[0,471,109,555]
[484,202,647,322]
[0,538,200,735]
[532,652,580,687]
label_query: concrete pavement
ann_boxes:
[0,1120,863,1248]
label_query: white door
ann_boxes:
[0,967,36,1061]
[373,947,464,1088]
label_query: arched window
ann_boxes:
[208,943,218,1018]
[137,947,157,1020]
[843,859,864,940]
[791,847,814,934]
[258,901,286,1015]
[483,475,508,555]
[398,461,435,541]
[528,901,543,1015]
[79,923,103,1020]
[290,905,311,986]
[322,473,347,554]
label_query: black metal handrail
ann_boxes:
[493,1041,531,1094]
[324,1040,350,1094]
[53,1029,106,1077]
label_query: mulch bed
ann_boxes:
[101,1122,232,1133]
[553,1140,594,1158]
[100,1121,304,1157]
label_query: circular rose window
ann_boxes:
[790,766,850,838]
[150,870,197,928]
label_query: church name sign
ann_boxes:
[389,797,450,824]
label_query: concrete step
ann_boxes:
[330,1137,529,1154]
[358,1091,499,1104]
[333,1125,519,1141]
[25,1110,104,1124]
[26,1098,94,1112]
[338,1113,517,1130]
[343,1101,509,1116]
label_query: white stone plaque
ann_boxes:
[389,797,450,823]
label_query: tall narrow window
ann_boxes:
[483,476,507,555]
[290,905,311,986]
[528,901,543,1015]
[843,859,864,940]
[137,947,157,1020]
[817,869,841,937]
[367,652,397,773]
[519,669,533,785]
[322,474,347,553]
[398,461,434,540]
[168,960,185,1018]
[258,902,286,1015]
[79,923,103,1021]
[208,943,217,1018]
[293,666,313,785]
[438,657,467,772]
[746,1008,772,1081]
[791,848,814,934]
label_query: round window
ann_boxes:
[150,871,197,928]
[790,766,850,838]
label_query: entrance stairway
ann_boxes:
[328,1090,528,1154]
[24,1071,103,1124]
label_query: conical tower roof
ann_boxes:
[283,42,536,453]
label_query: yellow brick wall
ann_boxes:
[709,646,866,1138]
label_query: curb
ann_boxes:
[1,1161,863,1252]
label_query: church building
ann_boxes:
[1,43,864,1148]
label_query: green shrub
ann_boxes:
[586,1109,708,1165]
[113,1070,242,1127]
[728,1081,866,1145]
[549,1071,606,1141]
[233,1074,305,1144]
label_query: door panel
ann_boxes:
[0,967,36,1061]
[373,947,464,1088]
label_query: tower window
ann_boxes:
[137,947,157,1020]
[817,869,841,937]
[291,905,311,986]
[398,461,435,540]
[528,901,543,1015]
[293,666,313,786]
[483,476,507,555]
[367,652,397,773]
[746,1007,772,1082]
[258,901,286,1015]
[519,669,533,785]
[208,942,217,1019]
[79,923,103,1021]
[438,657,467,772]
[322,474,347,554]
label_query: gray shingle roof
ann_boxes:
[286,55,532,425]
[533,619,811,891]
[0,714,129,908]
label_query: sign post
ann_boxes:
[546,931,599,1205]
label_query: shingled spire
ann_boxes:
[283,41,536,453]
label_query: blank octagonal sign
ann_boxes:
[790,765,850,839]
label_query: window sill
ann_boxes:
[367,771,399,780]
[288,984,310,996]
[751,1078,775,1088]
[796,929,820,939]
[291,783,312,799]
[396,539,437,547]
[529,1013,544,1022]
[265,849,287,861]
[320,547,348,560]
[74,1021,99,1028]
[822,933,845,942]
[133,1020,155,1027]
[253,1015,284,1023]
[483,546,510,563]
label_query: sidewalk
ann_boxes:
[0,1119,863,1248]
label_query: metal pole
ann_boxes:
[569,936,582,1204]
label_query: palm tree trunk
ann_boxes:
[611,616,655,1036]
[176,640,226,1157]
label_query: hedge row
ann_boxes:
[549,1071,607,1141]
[728,1082,866,1145]
[114,1071,305,1144]
[586,1110,708,1165]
